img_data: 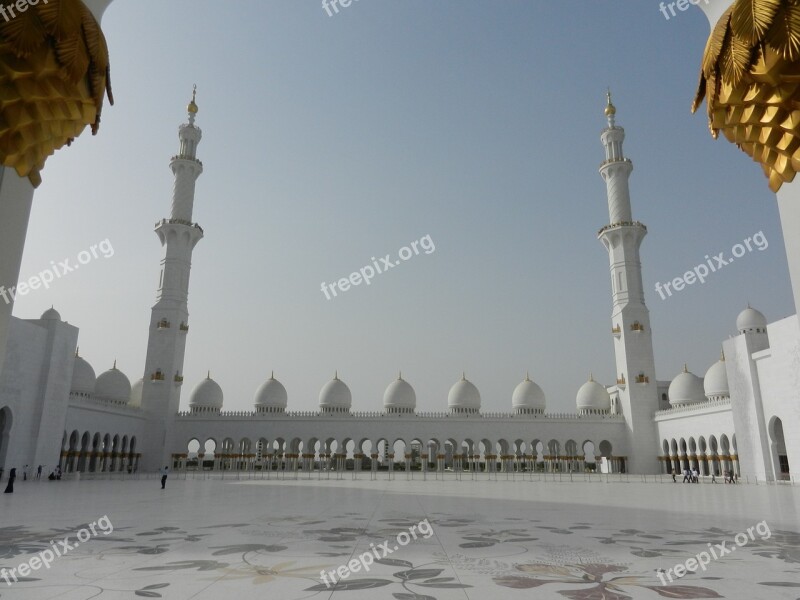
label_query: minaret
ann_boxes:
[140,89,204,471]
[597,92,659,473]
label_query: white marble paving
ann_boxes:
[0,476,799,599]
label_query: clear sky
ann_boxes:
[14,0,794,414]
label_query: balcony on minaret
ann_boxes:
[174,372,184,384]
[179,322,189,332]
[599,156,632,169]
[630,322,645,332]
[151,369,165,382]
[155,218,204,235]
[611,325,621,337]
[635,373,650,384]
[157,319,171,330]
[616,374,626,388]
[597,221,647,237]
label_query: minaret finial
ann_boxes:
[113,359,117,369]
[270,370,274,379]
[589,372,594,382]
[187,85,198,124]
[398,370,402,380]
[605,88,616,125]
[525,371,530,381]
[461,371,466,381]
[207,370,211,379]
[334,370,339,380]
[683,363,689,373]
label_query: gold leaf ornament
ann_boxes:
[0,0,112,187]
[693,0,800,191]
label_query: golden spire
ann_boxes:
[604,88,616,117]
[188,85,199,114]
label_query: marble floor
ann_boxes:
[0,475,798,599]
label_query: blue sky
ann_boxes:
[14,0,793,414]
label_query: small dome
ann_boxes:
[448,374,481,412]
[254,373,288,409]
[669,365,705,406]
[383,373,416,412]
[319,373,351,411]
[576,374,611,412]
[512,374,546,412]
[189,374,223,409]
[704,354,729,399]
[129,378,144,408]
[737,305,767,333]
[95,363,132,403]
[41,307,61,321]
[71,353,96,395]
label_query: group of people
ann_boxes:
[3,465,63,493]
[3,465,168,493]
[671,467,737,484]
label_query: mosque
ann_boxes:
[0,91,795,483]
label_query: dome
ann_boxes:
[70,353,96,395]
[383,373,416,413]
[668,365,705,406]
[737,305,767,333]
[254,373,287,410]
[41,307,61,321]
[512,374,546,413]
[704,354,729,399]
[448,374,481,413]
[576,374,611,413]
[95,362,131,403]
[129,378,144,408]
[319,373,351,412]
[189,374,223,409]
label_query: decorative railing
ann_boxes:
[155,218,204,234]
[597,220,647,236]
[654,397,731,417]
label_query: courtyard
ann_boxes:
[0,476,798,599]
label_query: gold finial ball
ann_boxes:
[188,84,199,114]
[605,89,616,116]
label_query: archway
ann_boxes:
[770,417,790,480]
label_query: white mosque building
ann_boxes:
[0,93,795,483]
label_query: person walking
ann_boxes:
[671,469,677,483]
[3,468,15,493]
[36,465,42,480]
[22,465,28,481]
[160,466,169,489]
[692,468,699,483]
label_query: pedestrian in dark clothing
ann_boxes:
[3,468,16,493]
[36,465,42,480]
[160,466,168,489]
[671,469,676,483]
